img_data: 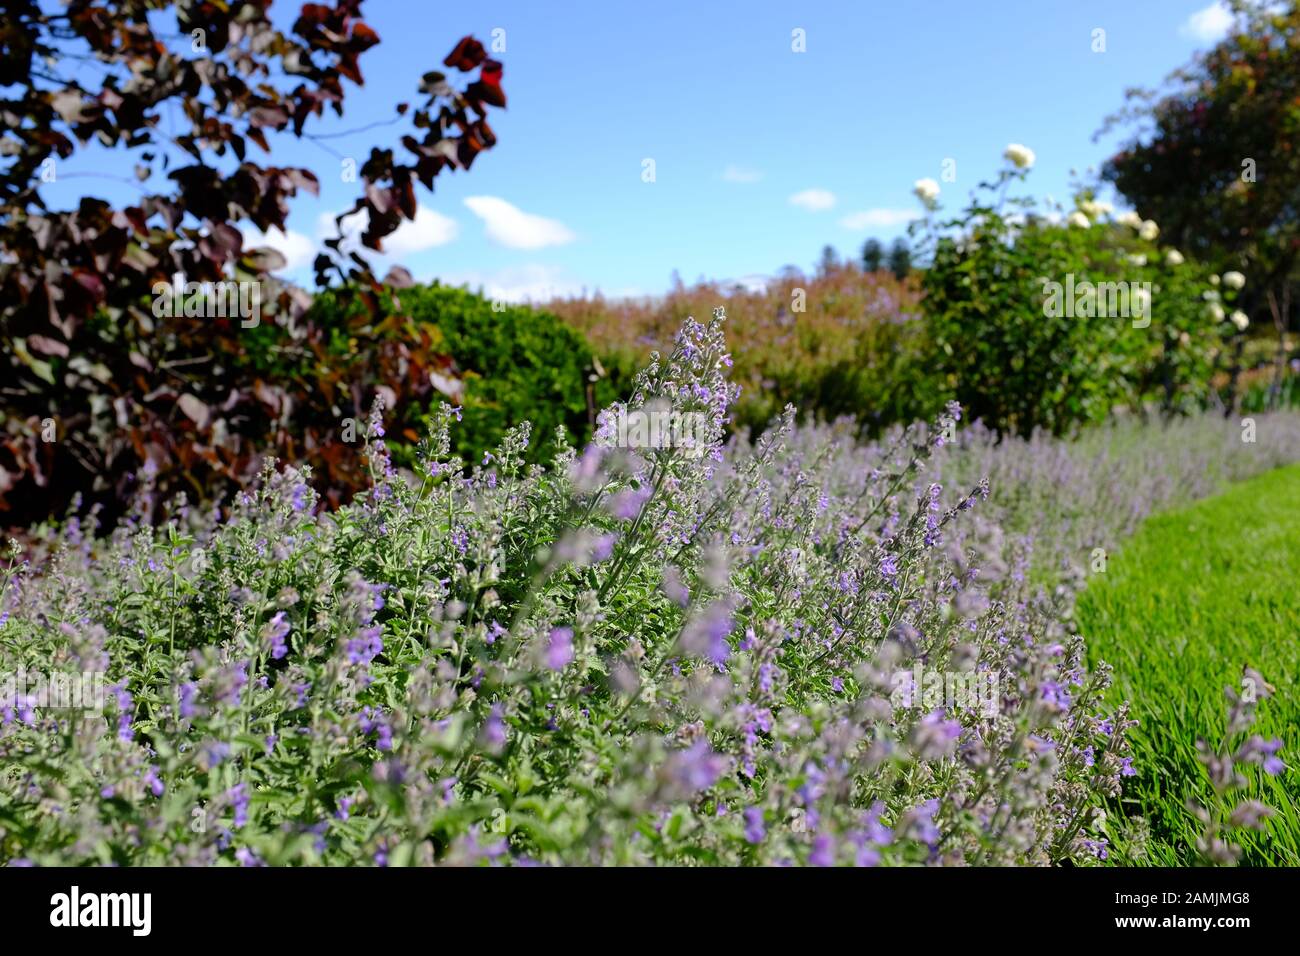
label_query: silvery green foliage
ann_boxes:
[1189,667,1285,866]
[0,310,1288,866]
[789,407,1300,585]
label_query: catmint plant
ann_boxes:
[0,310,1290,867]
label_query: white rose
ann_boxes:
[1230,310,1249,331]
[1222,271,1246,290]
[1128,254,1147,267]
[1209,274,1220,286]
[1165,249,1185,266]
[1067,211,1091,229]
[1207,302,1226,322]
[1003,143,1036,170]
[1079,199,1113,219]
[1139,219,1160,241]
[1202,289,1220,302]
[1117,211,1142,228]
[913,178,941,203]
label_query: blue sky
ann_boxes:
[43,0,1243,300]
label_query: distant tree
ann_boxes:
[816,244,839,277]
[888,238,913,279]
[861,238,884,273]
[1100,0,1300,407]
[0,1,506,522]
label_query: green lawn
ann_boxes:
[1077,463,1300,866]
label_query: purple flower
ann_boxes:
[809,832,834,867]
[111,681,134,741]
[359,706,393,751]
[202,740,232,769]
[1081,838,1109,860]
[227,783,250,828]
[664,739,726,796]
[861,802,893,847]
[924,484,943,547]
[1239,736,1285,775]
[9,695,36,726]
[744,806,766,844]
[261,611,290,660]
[855,845,882,867]
[1229,800,1273,829]
[482,704,507,751]
[661,566,690,608]
[1039,681,1071,712]
[910,710,962,759]
[546,627,574,671]
[178,681,199,720]
[143,766,165,797]
[901,799,940,848]
[346,625,384,666]
[590,533,617,563]
[219,660,249,708]
[679,601,734,665]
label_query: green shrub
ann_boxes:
[308,284,620,470]
[917,155,1238,436]
[403,285,621,464]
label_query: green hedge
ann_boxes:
[309,284,622,469]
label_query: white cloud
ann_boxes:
[437,264,587,304]
[463,196,576,250]
[316,208,366,247]
[1180,2,1234,41]
[315,204,457,257]
[239,225,316,273]
[789,189,837,212]
[722,165,762,184]
[385,205,459,255]
[838,208,915,230]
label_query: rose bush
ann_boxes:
[917,148,1246,436]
